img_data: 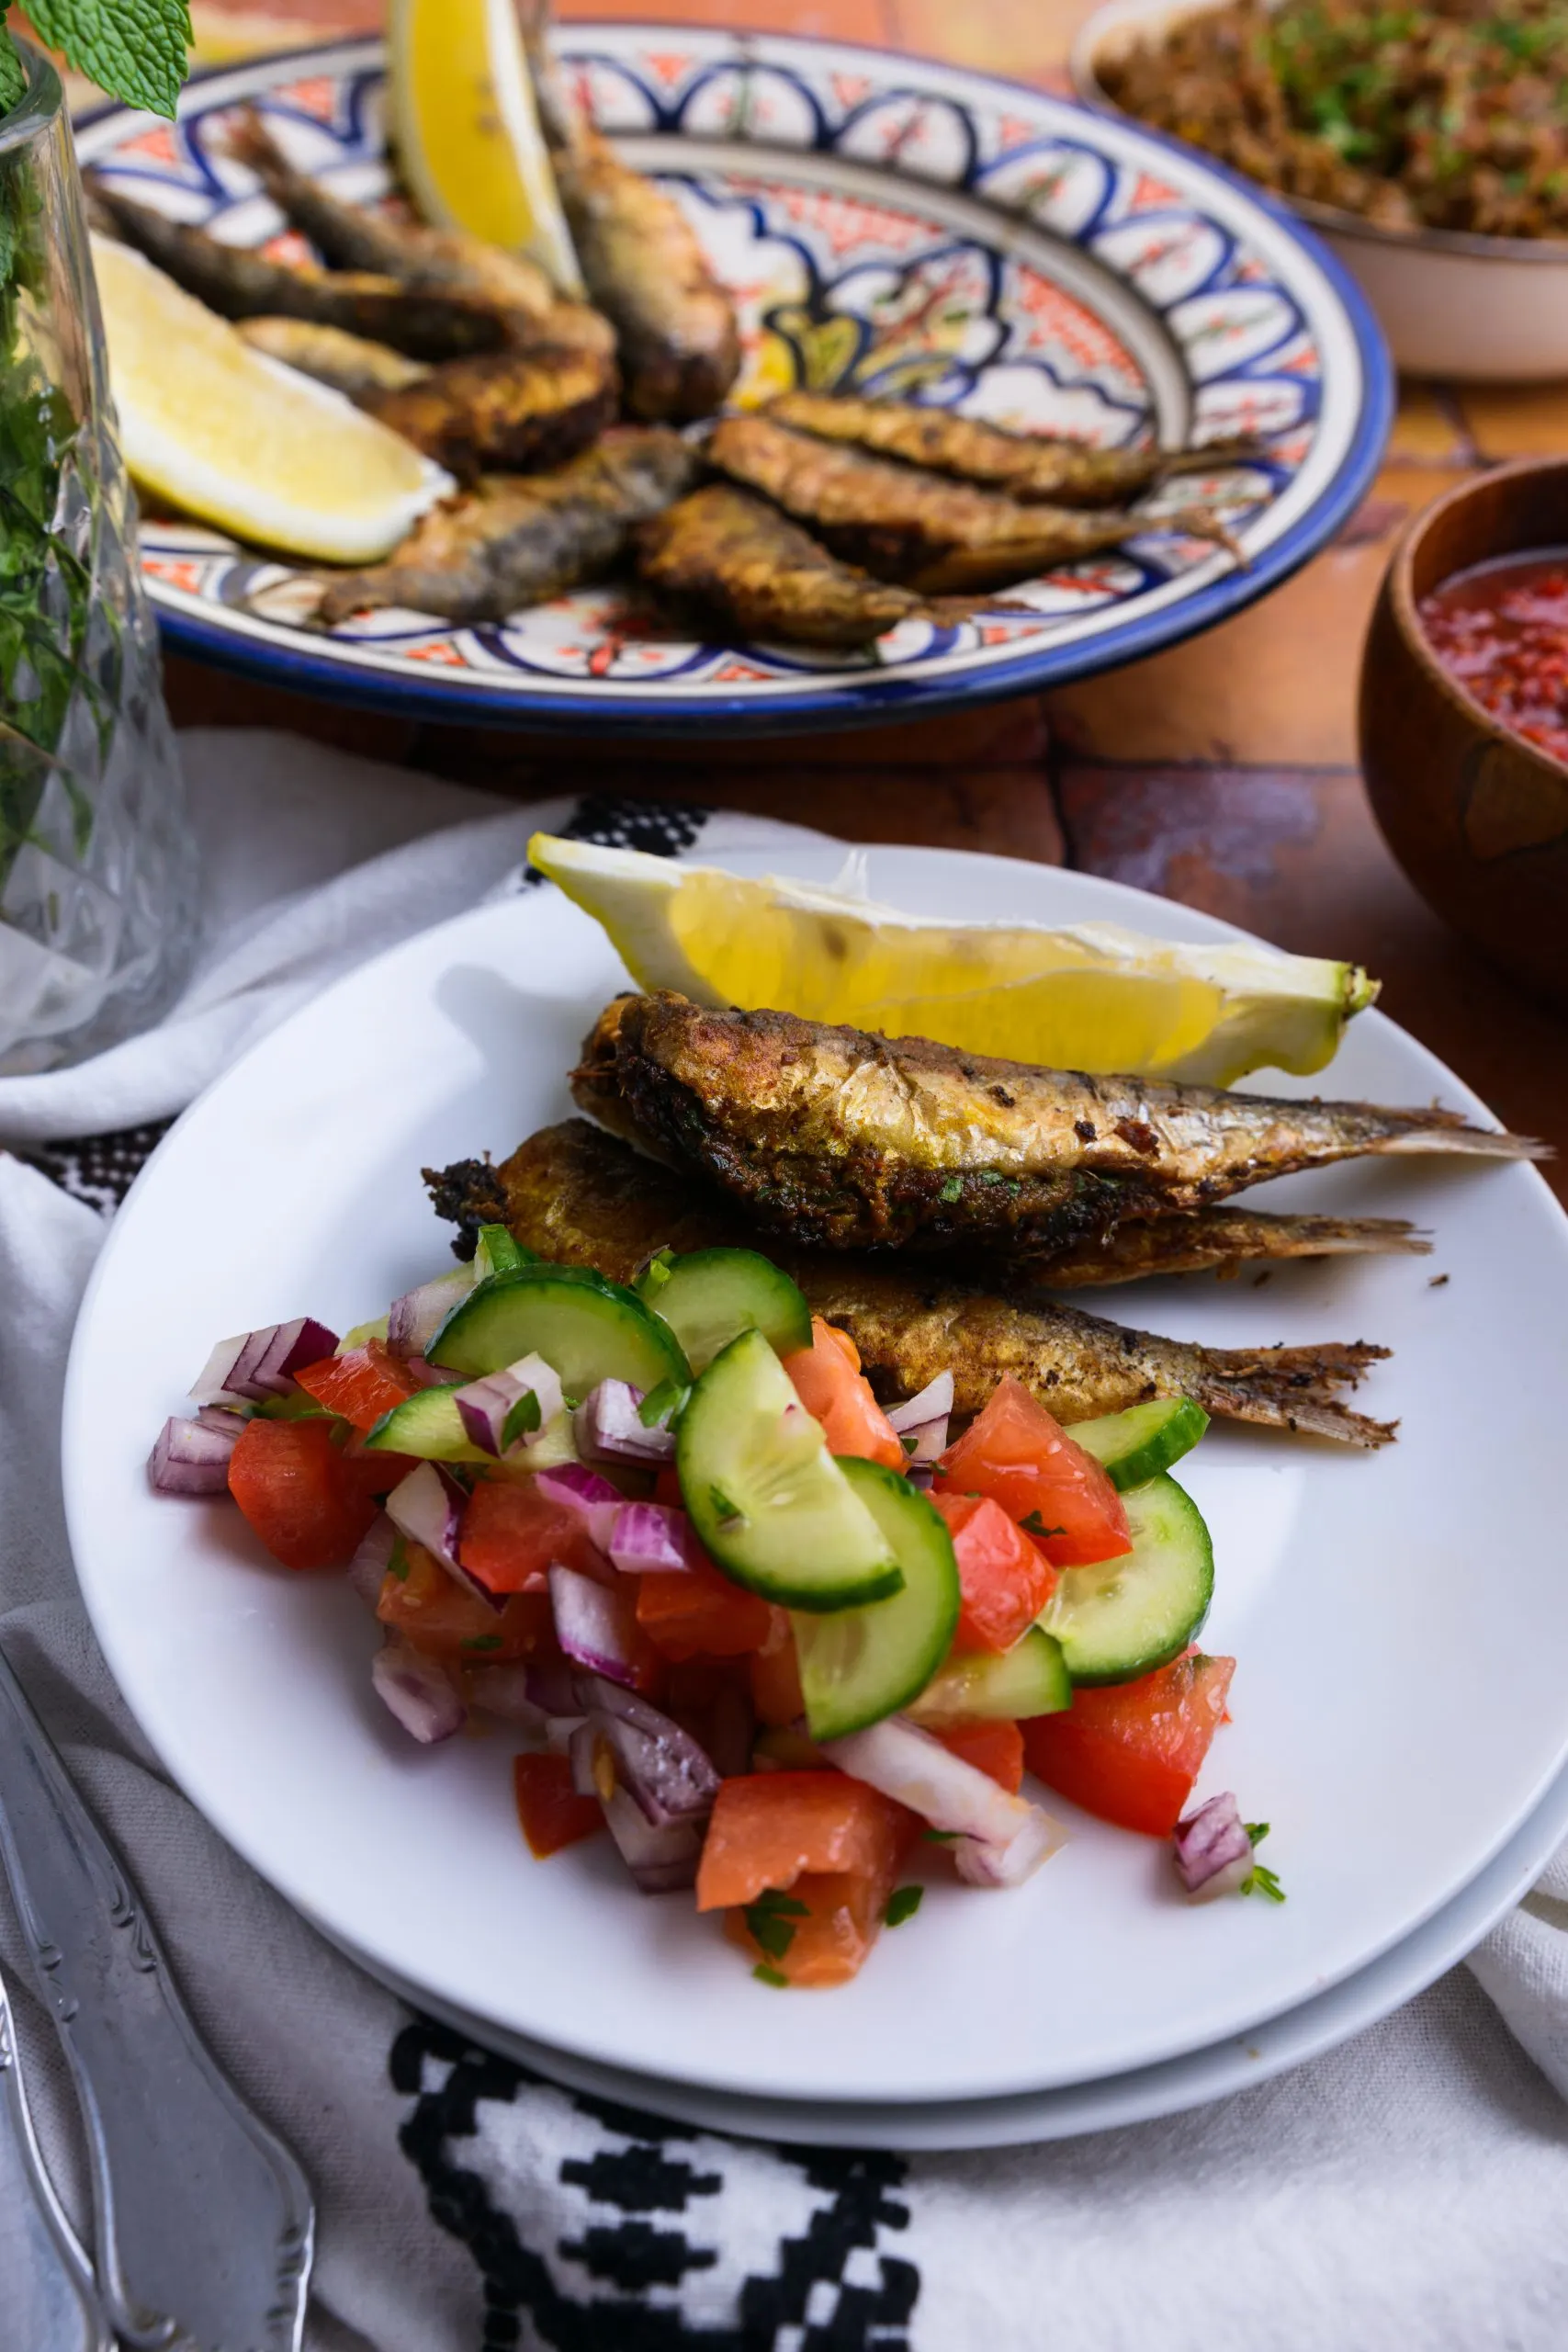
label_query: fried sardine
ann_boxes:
[706,415,1241,592]
[523,6,739,421]
[426,1121,1399,1444]
[86,178,510,360]
[311,427,699,626]
[637,485,990,649]
[767,390,1262,510]
[574,993,1544,1250]
[358,345,617,480]
[227,109,615,357]
[237,317,430,397]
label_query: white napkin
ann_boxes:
[1,729,1564,2352]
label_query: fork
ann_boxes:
[0,1640,315,2351]
[0,1959,114,2352]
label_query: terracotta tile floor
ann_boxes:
[148,0,1568,1188]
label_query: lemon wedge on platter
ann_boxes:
[389,0,582,295]
[94,237,452,564]
[528,833,1378,1085]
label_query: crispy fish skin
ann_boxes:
[706,415,1238,592]
[311,426,699,626]
[523,10,739,421]
[86,178,510,360]
[425,1120,1396,1445]
[236,317,430,396]
[1011,1205,1429,1286]
[767,390,1260,510]
[575,993,1545,1247]
[359,345,618,481]
[637,485,971,649]
[227,109,617,360]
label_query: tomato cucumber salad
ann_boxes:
[151,1229,1281,1987]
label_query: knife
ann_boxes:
[0,1959,115,2352]
[0,1641,315,2351]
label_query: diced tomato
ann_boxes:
[227,1417,378,1570]
[780,1318,904,1469]
[724,1867,895,1988]
[334,1435,417,1502]
[378,1543,550,1662]
[293,1340,421,1433]
[636,1551,773,1660]
[696,1770,912,1911]
[458,1477,602,1597]
[934,1719,1025,1794]
[930,1491,1056,1653]
[1022,1651,1236,1836]
[513,1752,605,1860]
[936,1375,1131,1567]
[750,1615,805,1726]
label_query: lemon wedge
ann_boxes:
[529,834,1379,1085]
[94,237,451,564]
[389,0,582,295]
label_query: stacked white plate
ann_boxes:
[63,847,1568,2149]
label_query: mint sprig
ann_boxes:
[15,0,194,119]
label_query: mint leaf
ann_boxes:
[0,17,25,112]
[26,0,193,119]
[884,1884,923,1928]
[742,1887,808,1961]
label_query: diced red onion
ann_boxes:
[405,1356,464,1390]
[569,1719,604,1800]
[898,1416,949,1466]
[823,1716,1066,1890]
[535,1463,624,1552]
[190,1317,339,1406]
[387,1462,502,1616]
[886,1371,954,1433]
[371,1635,464,1744]
[607,1502,695,1575]
[195,1404,248,1435]
[347,1512,398,1608]
[466,1663,550,1731]
[148,1414,242,1496]
[601,1785,705,1894]
[575,1378,676,1464]
[572,1673,721,1827]
[525,1657,580,1717]
[386,1267,474,1359]
[545,1713,586,1754]
[906,1463,935,1491]
[454,1352,564,1457]
[1173,1792,1256,1898]
[548,1563,639,1686]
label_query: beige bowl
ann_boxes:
[1071,0,1568,383]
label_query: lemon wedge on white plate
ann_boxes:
[95,236,452,564]
[528,833,1379,1085]
[389,0,582,295]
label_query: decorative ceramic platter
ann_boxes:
[77,29,1391,732]
[64,847,1568,2109]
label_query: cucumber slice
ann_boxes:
[904,1627,1071,1727]
[474,1224,535,1281]
[639,1246,812,1374]
[792,1457,960,1740]
[1066,1396,1208,1492]
[1042,1472,1213,1685]
[429,1265,690,1396]
[364,1385,488,1463]
[677,1329,903,1611]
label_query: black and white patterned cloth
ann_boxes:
[2,731,1562,2352]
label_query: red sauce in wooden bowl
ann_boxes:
[1418,552,1568,771]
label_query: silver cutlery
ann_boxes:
[0,1960,114,2352]
[0,1642,315,2351]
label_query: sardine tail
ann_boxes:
[1166,1336,1397,1447]
[1374,1120,1550,1160]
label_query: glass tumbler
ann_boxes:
[0,44,196,1076]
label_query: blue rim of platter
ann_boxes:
[79,28,1393,737]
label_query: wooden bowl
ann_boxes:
[1359,460,1568,1009]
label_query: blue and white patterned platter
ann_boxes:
[77,29,1392,734]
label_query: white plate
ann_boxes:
[63,846,1568,2109]
[315,1747,1568,2149]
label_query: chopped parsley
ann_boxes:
[923,1827,960,1843]
[752,1963,790,1988]
[885,1885,923,1928]
[501,1390,541,1447]
[461,1634,502,1653]
[1020,1510,1066,1541]
[1240,1821,1286,1903]
[639,1377,690,1429]
[938,1176,964,1204]
[387,1536,411,1583]
[710,1484,746,1528]
[743,1887,809,1960]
